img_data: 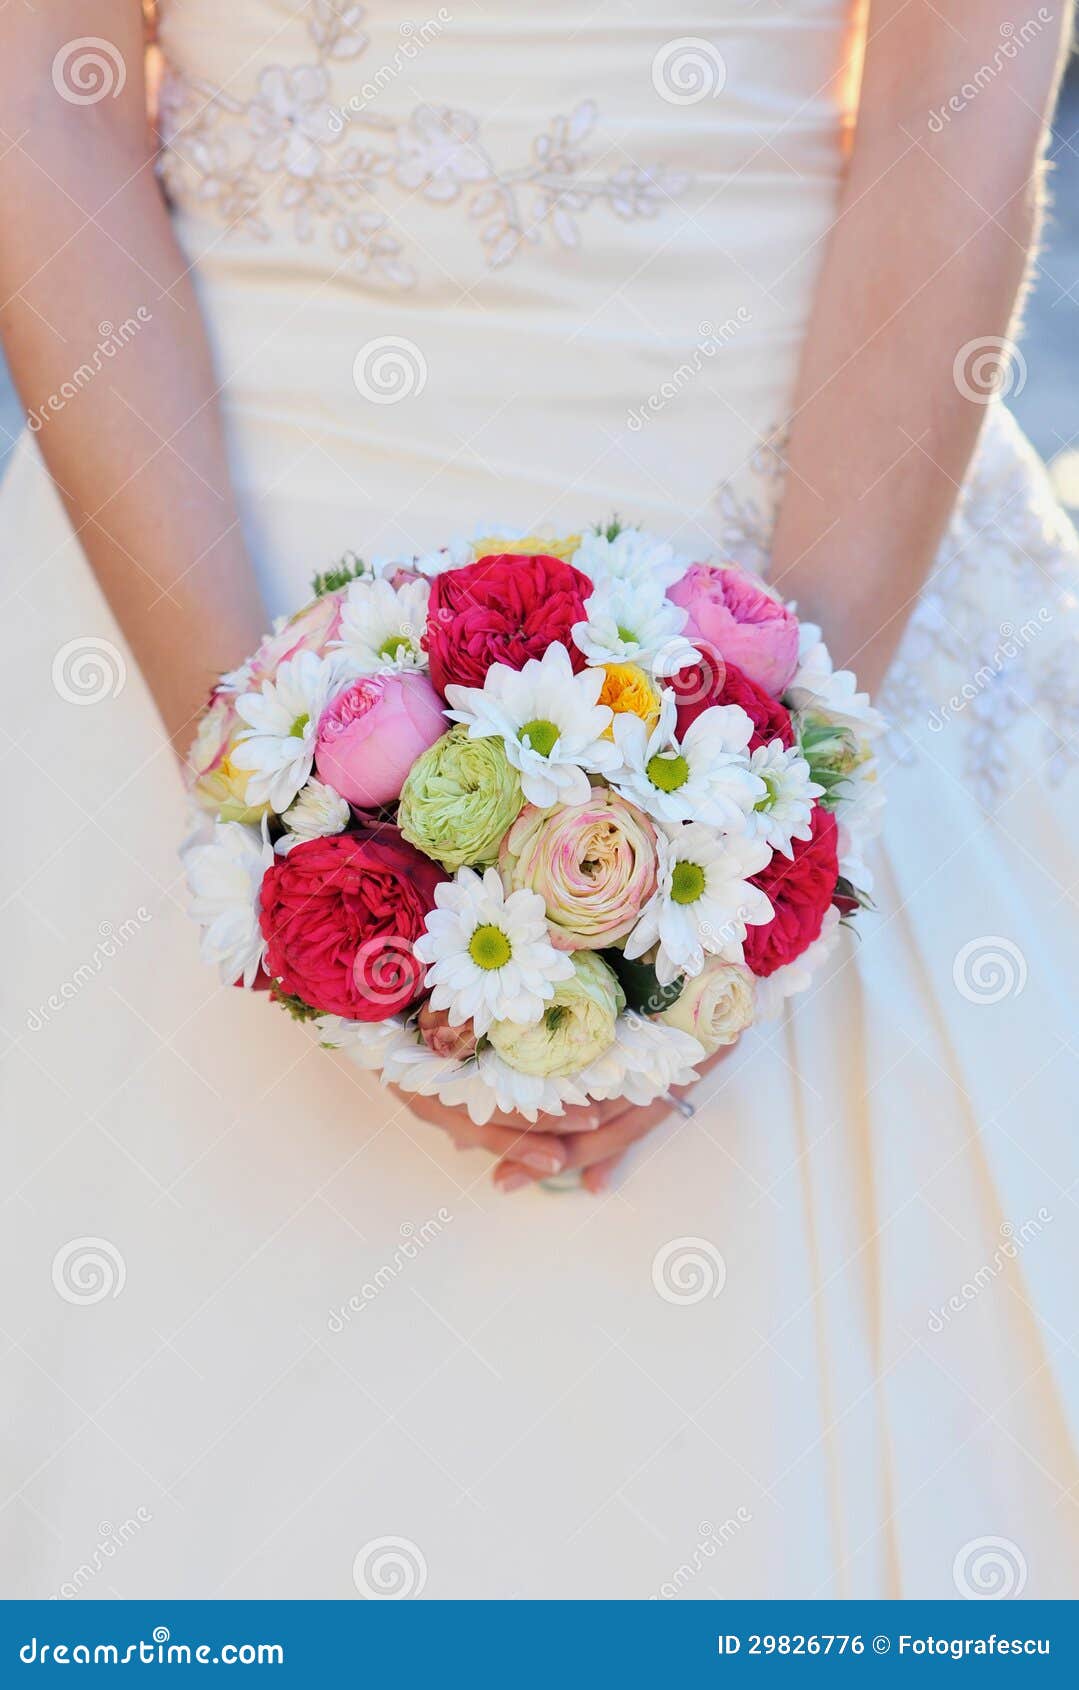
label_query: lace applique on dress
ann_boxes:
[716,405,1079,806]
[155,2,687,289]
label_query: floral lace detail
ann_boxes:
[716,405,1079,807]
[155,2,686,289]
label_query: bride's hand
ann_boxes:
[394,1047,731,1196]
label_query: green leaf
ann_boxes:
[311,551,367,597]
[605,950,683,1016]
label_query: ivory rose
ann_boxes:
[659,959,756,1052]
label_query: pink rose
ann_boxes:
[668,564,799,697]
[499,786,658,951]
[418,1001,478,1061]
[315,672,446,807]
[249,591,345,687]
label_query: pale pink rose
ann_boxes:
[668,564,798,697]
[500,786,657,951]
[418,1001,478,1061]
[315,672,446,807]
[249,591,345,686]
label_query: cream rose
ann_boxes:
[659,959,756,1052]
[487,952,624,1078]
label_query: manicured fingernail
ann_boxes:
[590,1168,612,1195]
[521,1151,562,1174]
[583,1114,601,1131]
[498,1169,531,1193]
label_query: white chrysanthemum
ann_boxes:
[445,642,619,808]
[183,820,272,988]
[746,743,824,858]
[571,577,699,671]
[232,650,354,812]
[754,905,844,1020]
[576,1012,705,1105]
[316,1012,408,1069]
[412,536,473,578]
[786,623,886,738]
[217,657,255,694]
[572,528,688,591]
[413,867,575,1036]
[625,821,774,986]
[335,575,430,672]
[609,689,764,828]
[833,758,885,892]
[275,779,351,854]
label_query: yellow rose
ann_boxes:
[194,753,269,827]
[598,663,662,738]
[470,532,582,563]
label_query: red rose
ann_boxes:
[259,830,443,1021]
[672,655,795,750]
[743,806,839,978]
[422,553,593,694]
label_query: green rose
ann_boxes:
[398,727,524,870]
[488,952,625,1078]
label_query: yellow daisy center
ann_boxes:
[518,718,561,758]
[469,925,512,970]
[670,861,706,905]
[646,751,690,792]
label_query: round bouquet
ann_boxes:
[182,524,884,1123]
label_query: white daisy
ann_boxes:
[335,574,430,672]
[754,905,844,1021]
[316,1011,408,1069]
[571,577,700,672]
[232,650,354,813]
[609,689,764,828]
[625,821,774,986]
[786,623,886,738]
[183,820,273,988]
[746,743,824,858]
[275,779,351,854]
[445,642,619,808]
[572,527,689,591]
[576,1012,705,1106]
[412,536,473,578]
[413,867,575,1036]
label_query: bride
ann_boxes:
[2,0,1077,1600]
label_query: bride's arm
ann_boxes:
[0,1,265,749]
[770,0,1074,693]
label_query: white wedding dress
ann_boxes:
[3,0,1079,1601]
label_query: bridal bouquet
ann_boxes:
[182,525,883,1124]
